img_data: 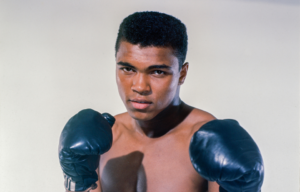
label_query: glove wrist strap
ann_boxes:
[64,174,97,192]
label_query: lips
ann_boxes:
[129,99,152,110]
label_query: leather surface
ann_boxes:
[189,119,264,192]
[59,109,114,191]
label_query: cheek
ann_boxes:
[116,72,129,101]
[154,76,179,105]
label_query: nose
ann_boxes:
[131,73,151,95]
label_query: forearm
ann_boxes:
[208,181,219,192]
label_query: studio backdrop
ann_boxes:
[0,0,299,191]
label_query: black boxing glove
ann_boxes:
[189,119,264,192]
[58,109,115,191]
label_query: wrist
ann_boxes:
[64,173,97,192]
[65,184,97,192]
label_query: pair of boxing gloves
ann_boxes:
[58,109,264,192]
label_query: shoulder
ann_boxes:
[186,108,216,134]
[189,108,216,122]
[111,112,133,142]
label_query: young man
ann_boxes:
[59,12,264,192]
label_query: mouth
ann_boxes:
[129,99,152,110]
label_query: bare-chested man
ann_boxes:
[59,11,264,192]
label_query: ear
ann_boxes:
[178,62,189,85]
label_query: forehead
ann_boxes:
[116,41,179,68]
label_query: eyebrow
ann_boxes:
[117,62,136,69]
[117,61,172,70]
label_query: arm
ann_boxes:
[208,181,219,192]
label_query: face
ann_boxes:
[116,41,188,121]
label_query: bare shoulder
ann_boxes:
[187,108,216,133]
[113,112,131,124]
[111,112,132,142]
[189,108,216,121]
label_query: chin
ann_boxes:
[128,110,157,121]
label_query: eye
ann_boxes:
[121,67,134,72]
[153,70,166,75]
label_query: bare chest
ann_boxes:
[99,132,207,192]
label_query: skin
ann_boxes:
[90,41,220,192]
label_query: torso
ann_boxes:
[98,108,215,192]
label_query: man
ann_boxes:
[59,11,264,192]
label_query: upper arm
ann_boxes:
[208,181,219,192]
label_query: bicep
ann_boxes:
[208,181,219,192]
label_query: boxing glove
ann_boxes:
[189,119,264,192]
[58,109,115,191]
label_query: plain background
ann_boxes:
[0,0,299,191]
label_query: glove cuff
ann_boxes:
[64,174,97,192]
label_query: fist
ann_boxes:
[59,109,115,191]
[189,119,264,192]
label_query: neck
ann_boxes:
[134,98,193,138]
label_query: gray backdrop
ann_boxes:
[0,0,299,191]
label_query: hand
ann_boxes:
[59,109,115,191]
[189,119,264,192]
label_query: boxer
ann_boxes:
[59,11,264,192]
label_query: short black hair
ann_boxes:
[115,11,188,69]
